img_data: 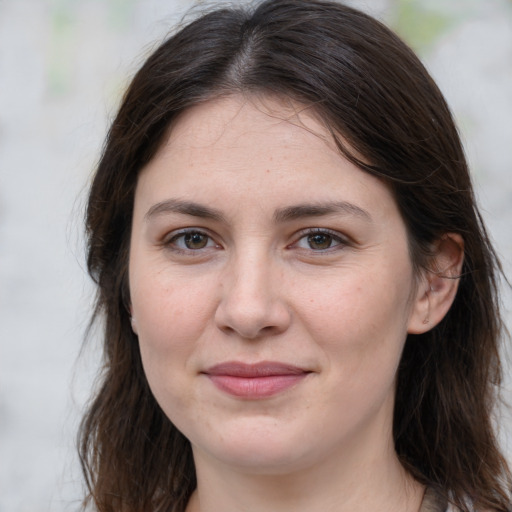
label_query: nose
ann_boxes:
[214,250,292,340]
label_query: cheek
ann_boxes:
[132,264,214,340]
[132,277,212,426]
[296,263,414,373]
[130,267,218,396]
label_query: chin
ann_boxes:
[205,447,311,476]
[188,417,315,474]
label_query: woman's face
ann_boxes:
[129,95,427,474]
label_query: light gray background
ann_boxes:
[0,1,511,510]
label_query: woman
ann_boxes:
[79,1,511,511]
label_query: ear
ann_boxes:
[407,233,464,334]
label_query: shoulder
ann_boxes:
[444,499,505,512]
[420,487,479,512]
[420,487,449,512]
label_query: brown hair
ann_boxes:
[80,1,511,511]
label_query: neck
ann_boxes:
[186,437,424,512]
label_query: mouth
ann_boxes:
[202,361,312,399]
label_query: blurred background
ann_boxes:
[0,0,511,510]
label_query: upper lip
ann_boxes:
[203,361,310,377]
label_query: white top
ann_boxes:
[420,487,460,512]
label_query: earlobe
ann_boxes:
[128,305,138,335]
[407,233,464,334]
[130,315,138,334]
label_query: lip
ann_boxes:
[202,361,311,399]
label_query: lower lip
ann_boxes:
[207,374,308,399]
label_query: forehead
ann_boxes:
[136,94,400,225]
[160,94,337,155]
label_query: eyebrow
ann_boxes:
[145,199,226,223]
[144,198,372,224]
[273,201,372,223]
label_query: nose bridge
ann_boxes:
[215,242,290,338]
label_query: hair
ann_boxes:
[80,1,511,511]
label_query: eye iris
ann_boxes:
[184,232,208,249]
[308,233,332,250]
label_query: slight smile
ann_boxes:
[202,361,312,399]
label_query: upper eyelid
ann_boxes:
[293,227,350,242]
[286,228,352,254]
[162,227,219,247]
[164,227,213,239]
[160,226,350,247]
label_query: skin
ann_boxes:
[128,95,462,512]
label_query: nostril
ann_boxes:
[214,298,291,340]
[214,264,292,339]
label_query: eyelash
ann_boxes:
[291,228,349,252]
[164,229,219,254]
[163,227,348,254]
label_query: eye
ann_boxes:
[166,229,218,251]
[305,233,336,250]
[293,229,347,251]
